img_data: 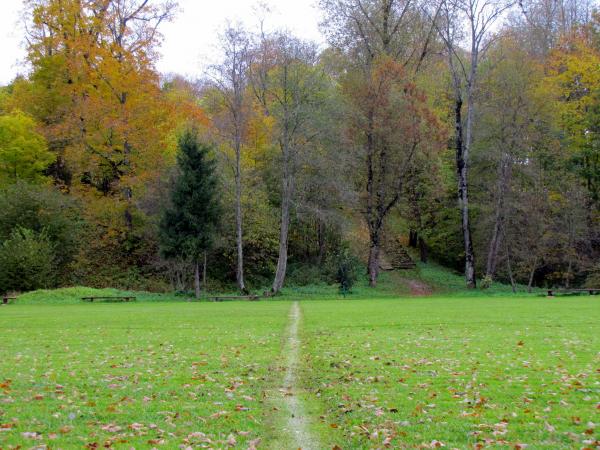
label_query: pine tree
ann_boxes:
[159,129,221,298]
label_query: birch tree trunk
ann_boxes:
[438,0,513,288]
[234,136,246,293]
[454,91,476,288]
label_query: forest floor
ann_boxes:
[1,294,599,448]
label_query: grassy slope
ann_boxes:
[299,296,600,448]
[13,260,542,304]
[0,302,290,448]
[280,261,541,301]
[14,287,176,304]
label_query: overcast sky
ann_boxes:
[0,0,326,85]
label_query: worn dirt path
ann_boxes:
[404,278,433,296]
[277,301,319,450]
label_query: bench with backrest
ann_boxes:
[209,295,259,302]
[2,296,17,305]
[547,288,599,297]
[81,296,136,303]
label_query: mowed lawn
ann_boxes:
[300,296,600,448]
[0,302,290,448]
[1,295,599,449]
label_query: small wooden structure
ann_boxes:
[2,296,17,305]
[81,296,136,303]
[547,288,599,297]
[209,295,259,302]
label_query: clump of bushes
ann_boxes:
[0,182,82,293]
[585,264,600,288]
[480,274,493,290]
[331,247,360,296]
[0,227,55,292]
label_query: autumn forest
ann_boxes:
[1,0,599,296]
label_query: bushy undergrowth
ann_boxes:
[0,227,55,292]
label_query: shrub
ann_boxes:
[286,262,328,286]
[480,274,493,290]
[0,227,55,293]
[585,264,600,288]
[0,181,82,283]
[331,247,360,296]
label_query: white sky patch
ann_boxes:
[0,0,28,84]
[0,0,326,85]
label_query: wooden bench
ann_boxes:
[81,296,136,303]
[547,288,599,297]
[209,295,259,302]
[2,296,16,305]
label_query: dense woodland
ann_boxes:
[0,0,599,296]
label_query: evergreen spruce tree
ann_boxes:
[159,129,221,298]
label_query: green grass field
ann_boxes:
[1,294,599,448]
[0,302,290,448]
[300,297,600,448]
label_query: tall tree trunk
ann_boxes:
[418,236,428,263]
[503,232,517,293]
[176,269,183,292]
[409,229,418,248]
[121,88,133,232]
[234,142,246,293]
[272,177,291,293]
[505,242,516,294]
[317,219,325,264]
[194,260,201,299]
[565,259,573,288]
[123,139,133,232]
[454,93,476,288]
[486,208,503,277]
[527,257,538,293]
[272,127,293,294]
[203,251,207,287]
[367,225,381,287]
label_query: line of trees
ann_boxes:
[0,0,598,295]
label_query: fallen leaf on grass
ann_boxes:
[21,431,42,440]
[101,424,122,432]
[129,422,144,430]
[248,438,261,449]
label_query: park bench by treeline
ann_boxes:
[81,296,136,303]
[2,296,17,305]
[547,288,599,297]
[209,295,260,302]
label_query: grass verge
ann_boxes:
[0,302,289,448]
[299,296,600,448]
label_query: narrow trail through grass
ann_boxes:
[279,301,319,450]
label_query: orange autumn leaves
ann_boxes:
[20,0,205,198]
